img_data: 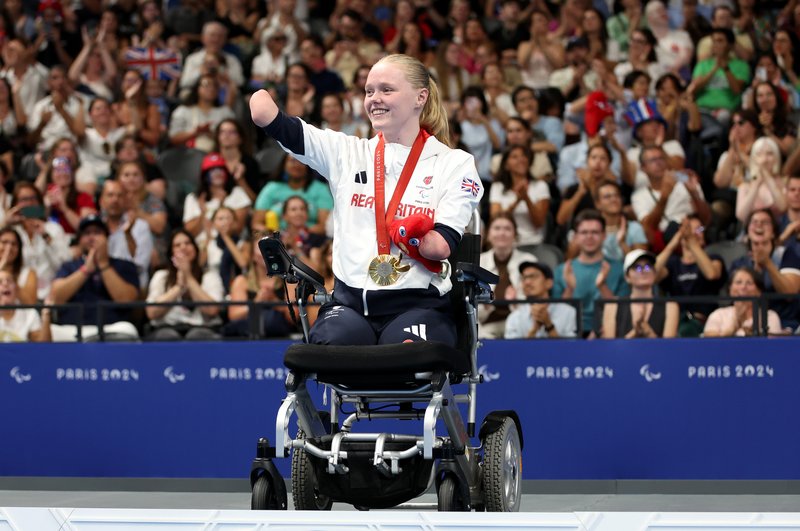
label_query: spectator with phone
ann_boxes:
[8,183,72,301]
[42,155,97,234]
[0,270,51,342]
[741,53,799,112]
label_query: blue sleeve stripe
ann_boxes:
[262,111,305,155]
[433,223,461,255]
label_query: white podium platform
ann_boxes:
[2,508,800,530]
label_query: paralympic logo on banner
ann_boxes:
[9,366,31,384]
[478,364,500,382]
[163,366,186,384]
[640,364,662,383]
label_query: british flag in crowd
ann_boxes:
[125,47,182,81]
[461,177,480,198]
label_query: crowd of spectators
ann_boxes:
[0,0,799,343]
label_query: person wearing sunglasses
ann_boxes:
[602,248,678,338]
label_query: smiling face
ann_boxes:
[0,270,17,305]
[625,258,656,288]
[118,162,145,193]
[747,211,775,241]
[487,217,516,251]
[363,60,427,144]
[730,269,760,298]
[504,146,531,177]
[596,183,622,215]
[0,231,20,267]
[575,219,604,255]
[171,232,197,262]
[283,197,309,228]
[755,83,777,113]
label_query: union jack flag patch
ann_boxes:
[461,177,480,197]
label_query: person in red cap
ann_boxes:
[182,152,252,238]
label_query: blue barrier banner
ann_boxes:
[1,338,799,480]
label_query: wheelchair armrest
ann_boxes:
[455,262,499,285]
[258,235,327,293]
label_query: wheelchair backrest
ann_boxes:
[447,232,482,363]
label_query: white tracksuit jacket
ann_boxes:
[262,113,483,316]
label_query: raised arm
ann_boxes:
[250,89,280,128]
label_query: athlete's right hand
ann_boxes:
[250,89,279,128]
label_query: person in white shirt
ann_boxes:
[504,261,577,339]
[250,53,482,346]
[631,145,711,240]
[0,270,50,343]
[178,21,244,93]
[8,183,72,301]
[28,65,88,153]
[182,152,252,238]
[145,229,224,340]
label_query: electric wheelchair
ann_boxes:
[249,216,523,512]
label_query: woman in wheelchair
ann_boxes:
[250,54,483,347]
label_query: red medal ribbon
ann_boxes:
[373,128,430,254]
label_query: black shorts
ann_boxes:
[308,303,457,347]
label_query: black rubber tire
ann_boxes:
[437,476,467,511]
[482,417,522,512]
[291,429,333,511]
[251,475,273,510]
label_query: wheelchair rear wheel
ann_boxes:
[291,429,334,510]
[437,476,469,511]
[482,416,522,512]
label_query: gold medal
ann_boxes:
[368,254,410,286]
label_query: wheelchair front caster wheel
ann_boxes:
[437,476,469,511]
[482,416,522,512]
[251,475,280,510]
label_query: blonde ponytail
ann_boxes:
[375,54,452,147]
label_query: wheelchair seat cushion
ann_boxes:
[284,341,470,376]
